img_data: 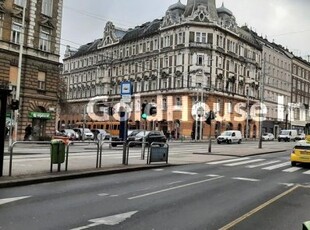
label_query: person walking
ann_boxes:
[24,124,32,141]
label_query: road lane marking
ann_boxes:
[207,157,251,165]
[71,211,138,229]
[279,183,295,187]
[225,159,265,166]
[128,176,224,200]
[153,169,164,172]
[98,193,109,197]
[262,162,291,170]
[246,160,281,168]
[232,177,260,182]
[172,171,198,175]
[303,170,310,175]
[0,196,31,206]
[282,167,302,172]
[219,185,300,230]
[207,174,221,177]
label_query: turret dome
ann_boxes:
[168,0,186,12]
[217,3,233,16]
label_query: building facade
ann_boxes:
[61,0,264,139]
[0,0,63,140]
[291,57,310,133]
[252,35,292,137]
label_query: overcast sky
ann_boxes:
[61,0,310,61]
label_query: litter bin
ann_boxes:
[50,139,66,164]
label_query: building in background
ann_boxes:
[0,0,63,140]
[291,57,310,133]
[251,33,293,138]
[61,0,264,139]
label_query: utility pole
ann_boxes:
[258,54,266,149]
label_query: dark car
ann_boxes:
[127,130,167,147]
[110,130,142,147]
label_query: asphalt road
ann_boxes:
[0,150,309,230]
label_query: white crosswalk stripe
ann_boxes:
[246,160,281,168]
[282,167,302,172]
[207,157,251,165]
[225,159,265,166]
[262,162,291,170]
[303,170,310,175]
[206,157,310,175]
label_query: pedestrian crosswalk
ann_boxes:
[207,158,310,175]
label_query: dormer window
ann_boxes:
[14,0,26,7]
[42,0,53,17]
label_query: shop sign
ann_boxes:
[28,112,51,120]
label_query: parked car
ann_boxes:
[127,130,167,147]
[278,129,298,142]
[59,129,79,140]
[217,130,242,144]
[262,133,275,141]
[295,133,305,141]
[91,129,110,141]
[291,140,310,166]
[73,128,94,140]
[128,130,141,137]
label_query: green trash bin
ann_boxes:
[50,139,66,164]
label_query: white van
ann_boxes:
[217,130,242,144]
[278,129,298,142]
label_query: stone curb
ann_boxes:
[0,164,175,189]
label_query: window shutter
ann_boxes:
[208,33,213,44]
[189,32,195,42]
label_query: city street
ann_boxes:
[0,148,310,229]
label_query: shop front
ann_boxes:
[28,111,52,140]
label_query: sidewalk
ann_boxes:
[0,141,291,188]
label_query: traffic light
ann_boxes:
[141,103,147,120]
[11,99,19,110]
[205,111,215,125]
[108,107,114,116]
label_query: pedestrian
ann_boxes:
[24,124,32,141]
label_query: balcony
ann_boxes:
[189,42,212,49]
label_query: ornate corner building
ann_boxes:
[61,0,275,139]
[0,0,63,140]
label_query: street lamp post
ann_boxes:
[246,88,250,140]
[13,0,26,141]
[199,85,203,141]
[258,55,266,149]
[82,104,87,142]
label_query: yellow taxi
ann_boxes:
[291,138,310,166]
